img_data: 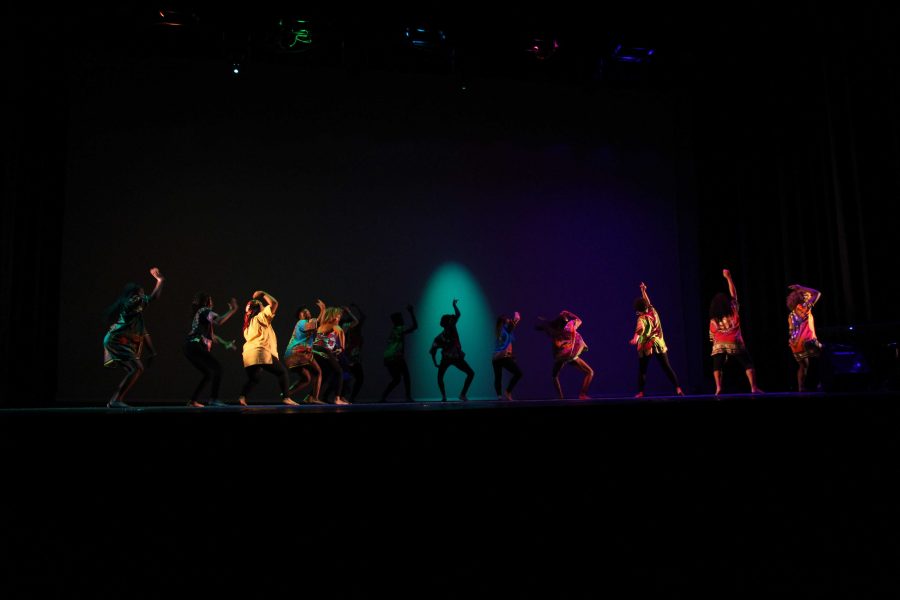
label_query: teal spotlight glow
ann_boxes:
[409,262,495,401]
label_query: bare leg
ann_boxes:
[552,361,565,399]
[746,369,764,393]
[109,360,144,406]
[796,358,809,392]
[713,370,723,395]
[572,357,594,399]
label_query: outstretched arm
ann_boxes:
[214,335,237,351]
[148,267,165,300]
[723,269,737,302]
[452,298,461,321]
[253,290,278,313]
[789,284,822,306]
[405,305,419,334]
[213,298,239,326]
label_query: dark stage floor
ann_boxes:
[2,391,898,597]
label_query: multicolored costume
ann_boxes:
[788,299,820,361]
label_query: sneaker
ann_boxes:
[208,399,230,407]
[107,399,130,408]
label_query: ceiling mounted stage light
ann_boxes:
[272,17,315,53]
[152,4,200,28]
[402,23,449,51]
[525,36,560,61]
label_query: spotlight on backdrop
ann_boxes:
[410,262,495,401]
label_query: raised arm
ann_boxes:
[789,284,822,306]
[560,310,582,330]
[639,281,651,307]
[148,267,165,300]
[351,303,366,326]
[405,304,419,334]
[341,305,360,329]
[452,298,461,321]
[253,290,278,313]
[510,311,521,331]
[723,269,737,302]
[213,298,239,326]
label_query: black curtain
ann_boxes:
[690,3,900,391]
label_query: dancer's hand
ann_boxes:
[224,339,236,351]
[228,298,238,311]
[150,267,163,280]
[639,282,647,291]
[722,269,731,279]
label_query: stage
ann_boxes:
[2,391,898,596]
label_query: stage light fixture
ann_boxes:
[525,36,560,61]
[610,42,655,63]
[273,17,314,53]
[152,5,200,28]
[403,24,448,51]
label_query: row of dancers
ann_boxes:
[101,268,823,408]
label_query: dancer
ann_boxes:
[284,299,327,404]
[238,290,297,406]
[787,284,823,392]
[429,299,475,401]
[709,269,763,395]
[536,309,593,400]
[380,305,418,402]
[628,282,684,398]
[339,303,365,402]
[184,293,239,407]
[492,311,523,400]
[313,306,350,404]
[102,267,165,408]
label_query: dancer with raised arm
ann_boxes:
[787,284,823,392]
[339,304,365,402]
[492,311,522,400]
[313,306,350,404]
[709,269,763,395]
[284,299,327,404]
[380,305,418,402]
[238,290,297,406]
[102,267,165,408]
[430,299,475,401]
[536,309,593,400]
[184,293,239,407]
[628,282,683,398]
